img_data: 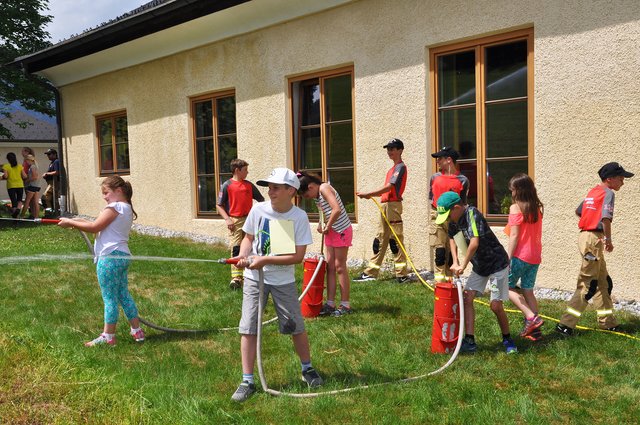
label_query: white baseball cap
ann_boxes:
[256,167,300,190]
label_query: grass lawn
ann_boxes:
[1,223,639,424]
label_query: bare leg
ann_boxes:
[490,300,511,335]
[508,288,535,318]
[334,246,350,303]
[241,334,257,374]
[522,290,539,315]
[292,331,311,363]
[324,246,337,303]
[128,317,140,328]
[463,290,476,335]
[19,192,34,218]
[32,193,40,218]
[103,323,117,334]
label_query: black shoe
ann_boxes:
[460,337,477,354]
[605,326,619,332]
[555,324,574,337]
[396,276,411,284]
[301,367,323,388]
[353,272,376,282]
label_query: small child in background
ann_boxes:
[58,176,144,347]
[216,159,265,289]
[505,174,544,341]
[297,171,353,316]
[231,168,323,402]
[437,191,517,354]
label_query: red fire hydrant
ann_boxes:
[431,281,461,353]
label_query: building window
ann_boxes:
[430,28,533,219]
[97,111,129,175]
[191,91,237,217]
[290,67,355,219]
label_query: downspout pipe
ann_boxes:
[21,70,68,215]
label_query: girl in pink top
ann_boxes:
[506,173,544,340]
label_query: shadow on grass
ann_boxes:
[143,329,223,343]
[354,303,402,316]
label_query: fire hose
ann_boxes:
[255,269,465,398]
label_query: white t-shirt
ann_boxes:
[242,202,312,286]
[94,202,132,260]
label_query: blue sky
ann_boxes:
[46,0,150,43]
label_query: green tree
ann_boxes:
[0,0,53,138]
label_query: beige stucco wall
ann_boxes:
[59,0,640,298]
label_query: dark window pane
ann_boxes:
[301,81,320,126]
[438,108,476,153]
[115,116,128,144]
[327,168,355,214]
[438,51,476,107]
[299,197,320,214]
[325,74,352,122]
[326,122,353,168]
[217,96,236,136]
[99,120,112,146]
[300,127,321,169]
[115,143,129,170]
[485,41,527,101]
[219,173,233,185]
[298,168,322,214]
[486,101,527,158]
[198,176,217,213]
[486,159,528,215]
[458,160,478,207]
[195,101,213,138]
[196,139,215,175]
[218,135,237,174]
[100,146,113,172]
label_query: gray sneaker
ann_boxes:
[231,381,256,402]
[333,305,353,317]
[301,367,323,388]
[319,303,336,316]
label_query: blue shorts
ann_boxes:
[508,257,539,290]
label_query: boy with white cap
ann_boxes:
[231,167,323,402]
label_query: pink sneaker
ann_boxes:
[130,328,145,343]
[85,333,116,347]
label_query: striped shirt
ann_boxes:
[317,185,351,233]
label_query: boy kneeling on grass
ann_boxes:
[231,167,323,402]
[436,191,518,354]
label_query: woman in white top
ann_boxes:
[58,176,145,346]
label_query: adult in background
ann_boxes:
[42,148,60,215]
[354,138,409,283]
[429,146,469,282]
[1,152,26,218]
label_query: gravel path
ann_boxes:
[126,221,640,317]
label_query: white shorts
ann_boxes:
[465,267,509,302]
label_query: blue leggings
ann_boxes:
[96,250,139,325]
